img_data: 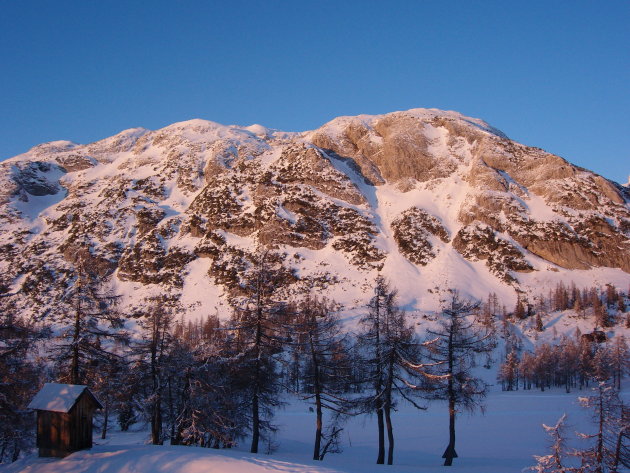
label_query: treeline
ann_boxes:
[498,335,629,392]
[506,281,629,328]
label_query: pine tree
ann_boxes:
[558,336,579,393]
[591,346,612,383]
[479,299,495,331]
[169,322,248,449]
[89,343,128,439]
[605,285,618,309]
[520,351,535,390]
[424,291,495,466]
[356,275,388,465]
[596,305,612,329]
[533,343,554,391]
[378,288,433,465]
[574,294,584,317]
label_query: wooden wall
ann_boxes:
[36,392,98,457]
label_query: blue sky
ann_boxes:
[1,1,628,182]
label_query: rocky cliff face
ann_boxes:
[1,109,628,319]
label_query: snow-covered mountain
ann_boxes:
[1,108,628,320]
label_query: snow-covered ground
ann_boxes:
[3,383,625,473]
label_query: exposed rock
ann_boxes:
[453,223,534,283]
[55,154,97,172]
[11,161,64,197]
[272,144,365,205]
[391,207,450,266]
[136,207,167,236]
[118,227,195,287]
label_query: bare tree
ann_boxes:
[357,276,433,465]
[0,313,45,462]
[530,414,573,473]
[291,296,351,460]
[132,295,175,445]
[356,275,390,464]
[575,381,629,472]
[55,250,125,385]
[228,249,294,454]
[424,291,494,466]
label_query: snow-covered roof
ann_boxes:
[28,383,101,413]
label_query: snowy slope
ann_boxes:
[0,108,628,324]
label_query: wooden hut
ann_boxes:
[28,383,102,457]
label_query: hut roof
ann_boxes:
[28,383,102,413]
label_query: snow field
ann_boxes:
[3,384,625,473]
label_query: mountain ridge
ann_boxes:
[1,108,628,322]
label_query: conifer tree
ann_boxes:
[575,382,629,472]
[169,321,248,449]
[424,291,494,466]
[530,414,572,473]
[514,296,526,320]
[595,304,612,329]
[357,276,435,465]
[0,313,45,462]
[132,295,175,445]
[574,294,585,317]
[498,350,520,391]
[609,336,629,390]
[357,275,388,465]
[228,249,294,454]
[291,296,350,461]
[55,249,126,385]
[617,297,626,315]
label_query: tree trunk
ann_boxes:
[443,325,457,466]
[251,389,260,453]
[71,306,81,384]
[385,403,394,465]
[150,317,162,445]
[596,388,604,468]
[10,439,19,463]
[385,353,395,465]
[442,398,458,466]
[250,304,263,454]
[314,390,323,460]
[152,394,162,445]
[376,406,385,464]
[168,377,178,445]
[311,334,323,461]
[374,288,384,464]
[611,427,623,473]
[101,399,109,439]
